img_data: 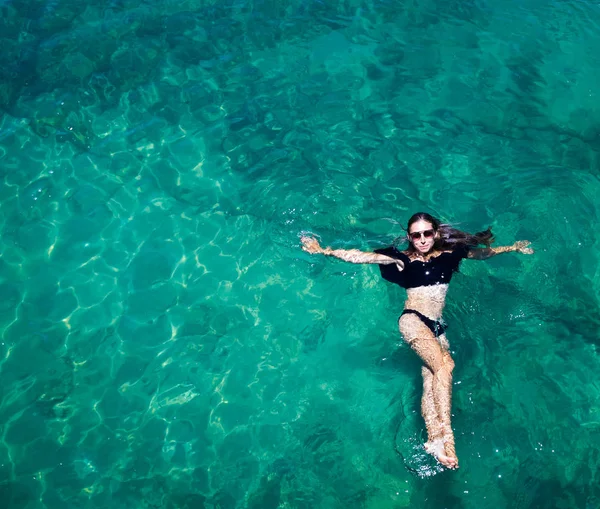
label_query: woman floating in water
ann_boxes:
[301,212,533,469]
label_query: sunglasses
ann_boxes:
[408,229,435,241]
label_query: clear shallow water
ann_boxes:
[1,0,600,507]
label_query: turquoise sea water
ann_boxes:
[1,0,600,507]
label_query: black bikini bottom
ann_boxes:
[401,309,447,337]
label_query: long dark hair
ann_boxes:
[403,212,494,253]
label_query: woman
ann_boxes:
[300,212,533,469]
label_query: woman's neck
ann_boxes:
[408,249,440,261]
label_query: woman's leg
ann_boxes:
[437,348,456,464]
[399,315,458,468]
[411,337,457,468]
[421,366,442,443]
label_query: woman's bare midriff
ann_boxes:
[404,284,449,319]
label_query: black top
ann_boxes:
[374,245,470,289]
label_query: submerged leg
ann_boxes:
[412,338,457,468]
[432,334,456,460]
[399,318,458,470]
[435,349,456,464]
[421,366,442,444]
[421,365,450,462]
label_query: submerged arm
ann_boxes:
[467,240,534,260]
[301,236,403,267]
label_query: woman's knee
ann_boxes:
[430,354,454,376]
[441,355,455,373]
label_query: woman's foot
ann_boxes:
[441,429,459,469]
[424,439,458,469]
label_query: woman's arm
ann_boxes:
[301,236,403,267]
[467,240,534,260]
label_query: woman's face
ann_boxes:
[408,219,436,254]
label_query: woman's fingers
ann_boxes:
[300,236,321,253]
[300,236,314,247]
[515,240,533,254]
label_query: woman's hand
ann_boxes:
[301,236,325,254]
[513,240,534,254]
